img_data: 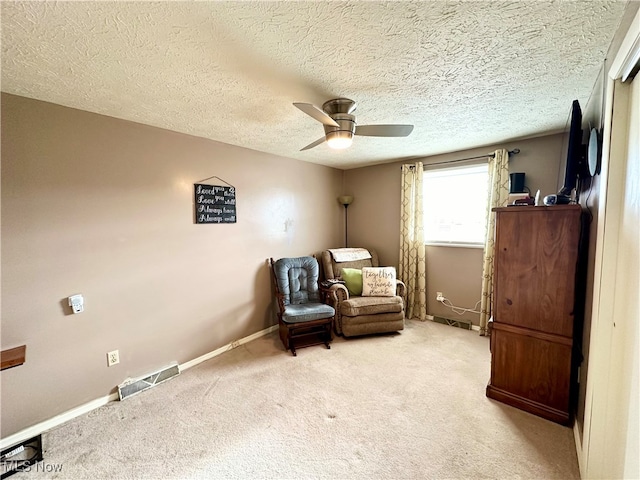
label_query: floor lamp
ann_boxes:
[338,195,354,247]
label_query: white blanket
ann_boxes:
[328,248,372,262]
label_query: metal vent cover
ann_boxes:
[433,316,472,330]
[118,363,180,401]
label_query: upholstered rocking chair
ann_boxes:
[269,256,335,356]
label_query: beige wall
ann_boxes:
[0,93,343,437]
[344,133,564,325]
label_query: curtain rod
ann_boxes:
[404,148,520,168]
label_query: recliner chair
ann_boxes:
[320,248,405,337]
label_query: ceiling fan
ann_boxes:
[293,98,414,151]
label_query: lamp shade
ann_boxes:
[338,195,354,206]
[326,131,353,149]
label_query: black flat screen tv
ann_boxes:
[558,99,584,196]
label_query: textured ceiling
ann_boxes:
[1,1,629,169]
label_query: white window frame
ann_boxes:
[423,162,489,248]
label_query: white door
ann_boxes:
[618,71,639,480]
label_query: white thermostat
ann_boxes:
[68,294,84,313]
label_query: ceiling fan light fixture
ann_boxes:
[326,131,353,150]
[294,98,413,151]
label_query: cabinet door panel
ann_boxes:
[494,208,580,336]
[490,328,571,413]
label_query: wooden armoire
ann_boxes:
[486,205,585,425]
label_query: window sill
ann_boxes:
[425,242,484,249]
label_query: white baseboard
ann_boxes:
[0,324,278,450]
[181,325,278,371]
[0,393,118,450]
[573,421,586,478]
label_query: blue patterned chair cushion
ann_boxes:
[274,256,335,323]
[274,256,321,305]
[282,303,336,324]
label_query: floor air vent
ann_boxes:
[118,363,180,401]
[433,316,472,330]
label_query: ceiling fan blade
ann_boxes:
[300,136,326,151]
[355,124,414,137]
[293,103,340,127]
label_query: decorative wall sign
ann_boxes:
[194,180,236,224]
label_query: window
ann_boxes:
[423,163,489,246]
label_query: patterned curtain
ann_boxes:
[479,149,510,335]
[399,163,427,320]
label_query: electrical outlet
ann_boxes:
[436,291,444,301]
[230,340,240,349]
[426,314,434,321]
[107,350,120,367]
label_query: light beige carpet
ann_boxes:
[12,320,580,479]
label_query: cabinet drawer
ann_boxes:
[489,326,572,414]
